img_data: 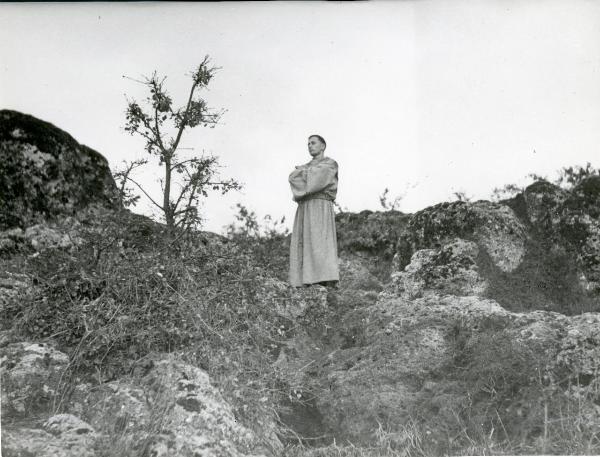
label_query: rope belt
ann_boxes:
[300,193,335,202]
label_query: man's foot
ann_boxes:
[300,280,339,289]
[317,280,339,289]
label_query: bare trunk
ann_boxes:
[164,152,173,228]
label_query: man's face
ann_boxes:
[307,137,324,156]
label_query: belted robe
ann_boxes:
[288,156,340,287]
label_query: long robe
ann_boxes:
[288,156,339,287]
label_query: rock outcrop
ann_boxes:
[395,200,528,273]
[1,345,280,457]
[0,110,119,229]
[391,180,600,313]
[271,178,600,453]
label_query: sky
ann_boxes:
[1,1,599,234]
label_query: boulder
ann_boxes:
[0,341,69,417]
[336,210,409,281]
[558,177,600,290]
[396,200,527,273]
[521,180,568,227]
[389,239,487,298]
[24,220,83,251]
[2,419,97,457]
[67,354,281,457]
[503,178,600,294]
[0,110,119,229]
[392,183,600,312]
[335,210,408,260]
[43,413,97,437]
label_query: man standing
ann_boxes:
[288,135,339,288]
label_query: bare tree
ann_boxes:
[122,56,241,231]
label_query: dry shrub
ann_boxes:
[224,203,290,281]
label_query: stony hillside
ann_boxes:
[1,111,599,456]
[274,181,600,453]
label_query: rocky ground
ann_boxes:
[1,111,600,456]
[271,181,600,454]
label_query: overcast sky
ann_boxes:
[2,1,599,234]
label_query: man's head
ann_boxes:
[308,134,326,156]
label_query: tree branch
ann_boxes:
[115,159,147,204]
[172,80,199,152]
[174,182,200,218]
[154,104,167,155]
[126,177,164,212]
[170,158,198,171]
[178,168,201,220]
[173,206,196,218]
[172,178,195,214]
[136,112,162,153]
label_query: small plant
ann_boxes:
[333,201,348,214]
[224,203,290,280]
[379,188,403,211]
[226,203,262,238]
[452,190,472,202]
[491,183,525,201]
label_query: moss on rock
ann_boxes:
[0,110,119,229]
